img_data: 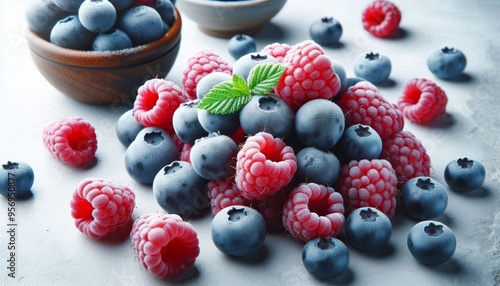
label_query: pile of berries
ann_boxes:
[25,0,176,50]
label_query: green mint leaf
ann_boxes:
[247,63,286,95]
[197,74,251,115]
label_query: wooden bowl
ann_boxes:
[177,0,287,38]
[25,8,182,105]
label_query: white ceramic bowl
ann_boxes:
[177,0,287,38]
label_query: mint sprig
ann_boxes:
[197,63,286,115]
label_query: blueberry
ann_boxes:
[401,177,448,220]
[92,28,133,51]
[156,0,176,27]
[125,127,179,184]
[52,0,85,12]
[79,0,117,33]
[228,34,257,60]
[189,133,239,180]
[172,99,208,145]
[25,0,71,40]
[427,47,467,79]
[239,95,294,138]
[295,147,340,186]
[344,207,392,251]
[0,161,35,198]
[295,99,345,150]
[444,157,486,192]
[339,124,382,161]
[302,237,349,280]
[232,53,279,81]
[344,77,368,91]
[50,15,96,50]
[309,17,343,46]
[115,109,143,147]
[152,161,209,218]
[211,205,267,257]
[108,0,133,11]
[407,220,456,265]
[198,109,240,135]
[118,5,164,45]
[331,60,347,99]
[354,52,391,84]
[196,72,232,99]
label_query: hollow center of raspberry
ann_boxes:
[144,131,164,146]
[161,237,185,265]
[71,196,94,221]
[164,161,182,175]
[359,208,379,222]
[309,199,330,217]
[415,178,435,191]
[457,157,473,169]
[251,54,268,61]
[366,10,386,25]
[355,125,371,137]
[141,91,159,112]
[68,130,90,151]
[424,222,444,237]
[259,96,278,111]
[227,207,247,222]
[317,237,335,250]
[2,161,19,170]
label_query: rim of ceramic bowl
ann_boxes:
[25,8,182,69]
[181,0,277,7]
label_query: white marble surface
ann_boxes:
[1,0,499,285]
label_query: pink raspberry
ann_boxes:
[253,189,289,232]
[43,116,97,166]
[282,183,345,242]
[208,176,251,217]
[337,81,404,139]
[260,42,292,63]
[133,79,188,134]
[131,0,157,8]
[362,0,401,38]
[180,143,192,163]
[275,40,341,111]
[70,178,135,239]
[336,159,398,217]
[235,132,297,201]
[130,213,200,279]
[398,78,448,124]
[181,49,232,99]
[380,130,431,188]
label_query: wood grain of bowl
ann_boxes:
[25,8,182,105]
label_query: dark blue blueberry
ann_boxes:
[152,161,209,218]
[50,15,96,50]
[118,5,164,45]
[344,207,392,251]
[172,99,208,145]
[239,95,294,138]
[197,109,240,135]
[189,133,239,180]
[228,34,257,60]
[78,0,117,33]
[108,0,133,11]
[331,60,347,99]
[444,157,485,192]
[401,177,448,220]
[53,0,85,12]
[0,161,35,198]
[125,127,179,184]
[25,0,71,40]
[407,220,456,265]
[115,109,143,147]
[309,17,343,46]
[339,124,382,161]
[295,147,340,186]
[232,53,278,81]
[196,72,232,99]
[92,28,133,51]
[211,205,266,257]
[427,47,467,79]
[354,52,391,84]
[156,0,176,27]
[295,99,345,150]
[302,237,349,280]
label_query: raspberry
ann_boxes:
[180,143,192,163]
[208,176,251,217]
[70,178,135,239]
[275,40,341,111]
[337,81,404,139]
[380,130,431,188]
[362,0,401,38]
[235,132,297,200]
[253,189,289,232]
[43,116,97,166]
[282,183,345,242]
[133,79,188,133]
[398,78,448,124]
[181,49,233,99]
[130,213,200,279]
[336,159,398,217]
[131,0,157,8]
[260,42,292,63]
